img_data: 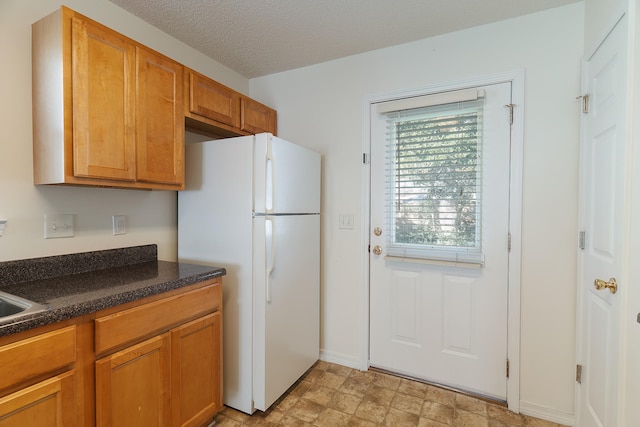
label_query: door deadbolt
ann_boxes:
[373,227,382,236]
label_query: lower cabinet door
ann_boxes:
[171,312,222,427]
[96,333,171,427]
[0,371,75,426]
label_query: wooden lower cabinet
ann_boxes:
[0,325,77,426]
[95,280,223,427]
[0,371,76,426]
[0,278,222,427]
[96,334,171,426]
[171,313,222,427]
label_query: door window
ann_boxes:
[382,99,485,265]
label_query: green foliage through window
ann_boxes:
[385,102,483,253]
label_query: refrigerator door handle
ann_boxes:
[265,216,275,303]
[265,138,275,214]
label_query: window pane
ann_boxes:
[385,101,483,261]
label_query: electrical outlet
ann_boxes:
[44,214,74,239]
[112,215,126,235]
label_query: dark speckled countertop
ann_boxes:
[0,244,225,337]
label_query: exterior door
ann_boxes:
[576,16,627,427]
[369,82,512,400]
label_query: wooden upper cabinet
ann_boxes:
[136,46,184,186]
[187,70,240,128]
[241,96,277,135]
[71,16,136,182]
[32,7,184,190]
[33,6,278,190]
[184,68,277,138]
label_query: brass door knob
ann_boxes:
[372,245,382,255]
[594,277,617,294]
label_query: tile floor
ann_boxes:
[212,361,568,427]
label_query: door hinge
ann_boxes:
[508,233,512,251]
[363,153,370,164]
[579,231,586,250]
[577,94,589,113]
[506,359,510,378]
[504,104,515,125]
[368,244,371,253]
[576,364,583,383]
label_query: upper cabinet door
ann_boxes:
[188,71,240,127]
[71,16,136,182]
[240,96,277,135]
[136,47,185,187]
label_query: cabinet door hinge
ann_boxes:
[506,359,510,378]
[579,231,586,250]
[576,364,583,383]
[577,95,589,113]
[505,104,515,125]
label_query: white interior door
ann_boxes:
[369,82,512,400]
[576,16,627,427]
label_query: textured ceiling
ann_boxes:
[107,0,581,78]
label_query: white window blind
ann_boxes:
[380,94,485,265]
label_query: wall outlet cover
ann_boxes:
[112,215,126,235]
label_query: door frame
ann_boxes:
[360,69,524,411]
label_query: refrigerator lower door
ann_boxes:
[253,214,320,411]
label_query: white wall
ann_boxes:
[0,0,248,262]
[584,0,626,55]
[251,3,584,419]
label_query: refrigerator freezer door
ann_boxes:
[253,214,320,411]
[254,133,321,214]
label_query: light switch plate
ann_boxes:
[339,214,354,229]
[44,214,74,239]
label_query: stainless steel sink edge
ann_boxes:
[0,290,49,324]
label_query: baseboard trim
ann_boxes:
[319,349,363,370]
[519,401,574,426]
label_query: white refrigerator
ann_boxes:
[178,133,320,414]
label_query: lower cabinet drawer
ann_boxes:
[0,326,76,391]
[94,281,221,355]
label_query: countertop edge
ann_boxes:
[0,268,225,337]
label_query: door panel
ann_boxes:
[253,214,320,411]
[369,82,511,400]
[253,134,321,214]
[71,17,136,181]
[577,16,626,427]
[136,46,184,185]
